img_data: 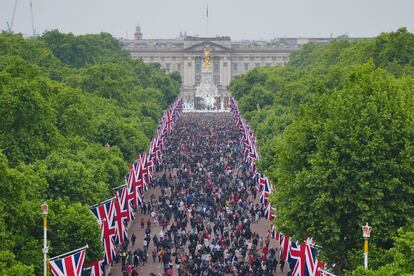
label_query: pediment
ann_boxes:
[184,41,230,52]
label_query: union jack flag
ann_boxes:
[153,141,162,162]
[257,174,267,191]
[141,152,153,186]
[132,170,144,205]
[166,110,172,134]
[271,225,280,240]
[260,177,272,205]
[263,201,275,221]
[127,164,143,207]
[90,201,117,265]
[85,259,105,276]
[113,191,129,245]
[132,159,141,179]
[149,138,157,163]
[248,159,257,175]
[289,242,307,276]
[247,148,258,162]
[305,241,319,276]
[140,162,150,191]
[146,155,155,175]
[50,248,86,276]
[314,260,326,276]
[123,185,136,221]
[279,234,291,262]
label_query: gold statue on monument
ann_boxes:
[202,48,212,70]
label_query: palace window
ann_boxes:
[214,63,219,72]
[255,63,261,68]
[166,63,171,72]
[214,76,220,86]
[177,63,182,71]
[244,63,249,71]
[233,63,238,71]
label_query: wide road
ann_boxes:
[112,113,287,276]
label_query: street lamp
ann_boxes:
[41,202,48,276]
[362,222,372,270]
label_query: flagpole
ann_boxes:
[42,203,49,276]
[206,4,209,37]
[112,183,127,190]
[318,268,337,276]
[89,197,114,209]
[49,245,89,261]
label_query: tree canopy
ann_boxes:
[0,30,181,274]
[229,28,414,274]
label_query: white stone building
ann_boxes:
[121,25,362,108]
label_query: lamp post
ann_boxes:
[41,202,48,276]
[362,222,372,270]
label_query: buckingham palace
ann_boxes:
[121,25,358,109]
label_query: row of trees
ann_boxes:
[0,30,181,274]
[229,28,414,274]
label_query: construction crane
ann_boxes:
[6,0,18,33]
[29,0,37,37]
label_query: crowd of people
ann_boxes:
[116,113,284,276]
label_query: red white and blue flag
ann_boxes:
[90,201,117,265]
[305,241,319,276]
[289,242,307,276]
[140,164,150,192]
[263,201,275,221]
[314,260,326,276]
[50,248,86,276]
[256,174,267,191]
[271,225,280,240]
[140,152,151,188]
[85,259,105,276]
[113,191,129,245]
[166,110,172,134]
[260,177,272,205]
[279,234,291,262]
[127,164,143,207]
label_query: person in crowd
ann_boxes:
[131,233,136,247]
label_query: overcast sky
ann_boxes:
[1,0,413,40]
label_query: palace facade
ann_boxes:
[120,25,361,108]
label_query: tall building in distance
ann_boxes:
[121,24,363,109]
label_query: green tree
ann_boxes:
[372,27,414,77]
[0,251,35,276]
[0,78,60,165]
[230,29,414,272]
[239,85,273,112]
[48,199,103,262]
[0,29,179,272]
[0,151,46,273]
[269,63,414,271]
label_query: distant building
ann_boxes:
[121,25,365,105]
